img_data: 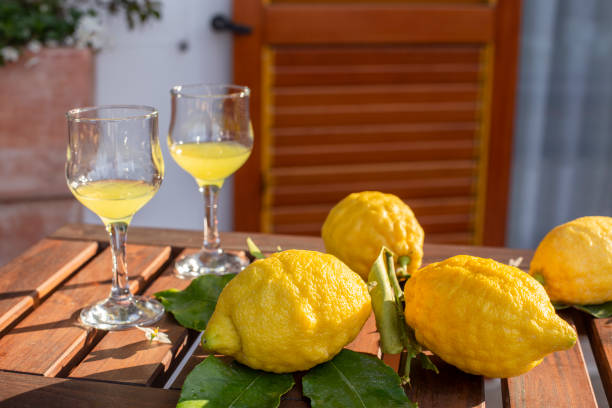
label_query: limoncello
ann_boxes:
[70,179,158,225]
[169,141,251,188]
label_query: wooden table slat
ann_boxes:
[0,239,97,335]
[69,249,196,386]
[0,370,180,408]
[586,316,612,404]
[52,223,325,252]
[501,311,597,408]
[2,225,607,408]
[406,355,485,408]
[345,313,380,356]
[0,244,170,377]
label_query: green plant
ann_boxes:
[0,0,161,65]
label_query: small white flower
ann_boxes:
[26,40,42,53]
[39,4,49,13]
[64,36,75,46]
[45,39,59,47]
[74,15,105,50]
[1,47,19,63]
[136,326,172,344]
[508,256,524,268]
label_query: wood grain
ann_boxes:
[272,123,477,147]
[407,355,485,408]
[0,239,97,336]
[271,179,475,207]
[481,0,522,245]
[69,250,196,386]
[501,312,597,408]
[0,370,179,408]
[52,224,535,267]
[52,223,326,252]
[272,140,478,166]
[233,0,264,231]
[345,313,380,356]
[0,244,170,377]
[585,316,612,403]
[273,67,481,87]
[273,47,482,66]
[264,4,494,44]
[273,103,479,129]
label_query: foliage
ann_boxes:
[154,274,236,332]
[177,356,294,408]
[0,0,161,65]
[302,350,417,408]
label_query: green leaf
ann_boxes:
[154,274,235,331]
[302,349,416,408]
[532,272,545,285]
[573,301,612,318]
[246,237,265,259]
[417,353,438,374]
[177,356,294,408]
[552,302,571,310]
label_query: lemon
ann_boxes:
[404,255,576,378]
[321,191,424,280]
[530,216,612,305]
[202,250,372,373]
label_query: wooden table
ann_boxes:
[0,223,609,407]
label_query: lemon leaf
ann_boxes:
[573,302,612,318]
[177,356,294,408]
[246,237,266,259]
[154,274,236,331]
[302,349,417,408]
[552,302,571,310]
[532,272,545,285]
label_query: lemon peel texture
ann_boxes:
[322,191,424,280]
[530,216,612,305]
[203,250,372,373]
[404,255,577,378]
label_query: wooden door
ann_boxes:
[232,0,521,246]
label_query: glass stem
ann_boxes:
[108,222,131,300]
[201,185,221,253]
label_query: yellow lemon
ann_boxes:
[404,255,576,378]
[203,250,372,373]
[321,191,424,280]
[530,216,612,304]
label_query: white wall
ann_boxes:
[87,0,235,232]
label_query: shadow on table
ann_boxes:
[0,370,179,408]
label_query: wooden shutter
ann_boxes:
[233,0,520,245]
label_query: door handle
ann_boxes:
[210,14,252,35]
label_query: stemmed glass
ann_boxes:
[66,105,165,330]
[168,84,253,278]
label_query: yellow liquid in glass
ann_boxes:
[70,180,157,225]
[169,142,251,188]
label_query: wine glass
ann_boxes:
[168,84,253,278]
[66,105,165,330]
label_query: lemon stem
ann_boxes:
[368,248,438,384]
[368,248,405,354]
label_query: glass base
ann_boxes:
[80,295,165,331]
[174,249,249,279]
